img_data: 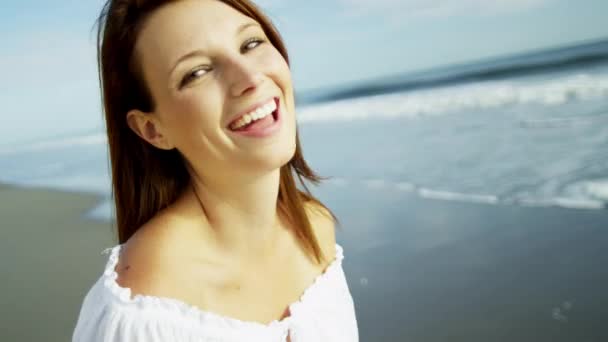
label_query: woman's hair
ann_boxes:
[95,0,338,264]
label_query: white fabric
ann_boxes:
[72,243,359,341]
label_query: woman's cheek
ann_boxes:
[163,101,202,140]
[257,47,284,71]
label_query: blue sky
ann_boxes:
[1,0,607,146]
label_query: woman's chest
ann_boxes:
[176,245,325,325]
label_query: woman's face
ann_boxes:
[131,0,296,177]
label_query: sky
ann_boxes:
[1,0,607,146]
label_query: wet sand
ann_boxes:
[318,183,608,342]
[0,183,114,342]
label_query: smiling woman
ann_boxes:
[71,0,358,341]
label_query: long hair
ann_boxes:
[95,0,338,264]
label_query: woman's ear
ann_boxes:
[126,109,175,150]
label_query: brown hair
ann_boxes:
[95,0,338,264]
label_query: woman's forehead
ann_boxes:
[135,0,258,69]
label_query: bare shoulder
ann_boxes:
[114,211,195,298]
[303,201,337,263]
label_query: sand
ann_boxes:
[0,183,114,341]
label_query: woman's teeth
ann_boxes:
[230,99,277,130]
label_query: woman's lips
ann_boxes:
[226,97,277,129]
[228,97,281,138]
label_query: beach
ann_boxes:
[0,183,114,341]
[2,181,607,341]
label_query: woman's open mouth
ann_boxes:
[228,97,281,138]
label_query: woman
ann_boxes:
[72,0,359,341]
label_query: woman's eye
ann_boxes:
[179,37,265,88]
[181,67,209,87]
[241,37,265,53]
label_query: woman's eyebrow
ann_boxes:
[168,21,261,79]
[236,21,260,34]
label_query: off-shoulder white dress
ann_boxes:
[72,243,359,341]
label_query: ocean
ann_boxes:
[2,38,607,219]
[1,38,608,341]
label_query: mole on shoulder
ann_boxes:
[226,283,240,291]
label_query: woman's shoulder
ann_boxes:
[72,258,254,342]
[112,207,206,302]
[72,235,193,341]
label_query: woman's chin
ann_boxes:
[252,144,296,171]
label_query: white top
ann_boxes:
[72,243,359,342]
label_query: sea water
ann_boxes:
[1,41,607,220]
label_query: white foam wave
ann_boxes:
[395,182,416,192]
[326,177,350,187]
[334,177,606,210]
[37,162,67,175]
[298,73,608,123]
[0,133,106,155]
[519,114,608,128]
[86,199,114,221]
[362,178,387,189]
[417,188,499,204]
[583,180,608,201]
[516,197,605,210]
[6,174,111,195]
[563,179,608,203]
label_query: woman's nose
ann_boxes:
[226,56,264,97]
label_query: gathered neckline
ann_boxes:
[100,242,344,331]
